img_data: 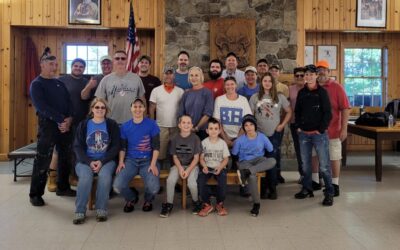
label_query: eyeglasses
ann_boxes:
[94,106,106,110]
[114,57,127,61]
[295,74,304,78]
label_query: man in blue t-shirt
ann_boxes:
[174,51,192,90]
[113,98,161,212]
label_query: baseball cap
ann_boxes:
[163,65,175,74]
[245,66,257,74]
[304,64,317,73]
[316,60,330,69]
[269,64,280,70]
[100,55,112,63]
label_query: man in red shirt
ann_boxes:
[203,59,225,99]
[312,60,351,197]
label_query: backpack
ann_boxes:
[355,112,390,127]
[385,99,400,118]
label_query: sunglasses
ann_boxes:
[295,74,304,78]
[94,106,106,110]
[114,57,127,61]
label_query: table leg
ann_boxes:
[375,138,382,182]
[342,139,347,167]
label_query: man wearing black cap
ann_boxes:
[294,64,334,206]
[222,52,246,89]
[137,55,161,110]
[29,48,76,206]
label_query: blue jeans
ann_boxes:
[198,169,227,203]
[113,158,160,203]
[264,131,282,187]
[290,124,303,176]
[298,132,333,196]
[75,161,116,214]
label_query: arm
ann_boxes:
[340,109,350,141]
[116,150,126,173]
[215,157,229,175]
[276,106,292,132]
[173,155,185,178]
[195,89,214,130]
[185,154,200,176]
[73,121,91,165]
[148,133,160,176]
[194,115,210,132]
[99,120,121,165]
[199,153,209,174]
[149,102,156,120]
[319,89,332,133]
[81,77,97,100]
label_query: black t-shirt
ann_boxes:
[140,74,161,108]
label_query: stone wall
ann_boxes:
[165,0,297,73]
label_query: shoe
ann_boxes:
[250,203,260,217]
[322,195,334,206]
[312,181,322,191]
[73,213,86,225]
[192,200,202,215]
[333,184,340,197]
[237,169,250,186]
[323,184,340,197]
[123,200,135,213]
[294,189,314,199]
[267,186,278,200]
[47,170,57,192]
[142,202,153,212]
[215,202,228,216]
[239,186,251,198]
[96,210,108,222]
[30,196,45,206]
[56,188,76,197]
[277,174,285,184]
[160,203,173,218]
[198,203,214,217]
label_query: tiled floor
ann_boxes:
[1,152,400,250]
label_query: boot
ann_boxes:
[47,170,57,192]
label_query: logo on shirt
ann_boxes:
[87,130,109,153]
[135,135,152,152]
[220,107,243,125]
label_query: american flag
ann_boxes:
[126,1,140,73]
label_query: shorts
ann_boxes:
[311,138,342,161]
[159,127,178,160]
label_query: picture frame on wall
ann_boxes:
[356,0,386,28]
[69,0,101,25]
[317,45,337,70]
[304,46,314,65]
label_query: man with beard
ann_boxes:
[174,51,192,90]
[311,60,350,196]
[81,55,113,101]
[137,55,161,111]
[222,52,245,89]
[203,59,224,99]
[256,58,269,83]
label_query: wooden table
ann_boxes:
[342,122,400,182]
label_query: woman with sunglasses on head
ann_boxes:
[249,72,292,200]
[289,67,307,183]
[73,97,120,224]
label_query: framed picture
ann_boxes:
[356,0,386,28]
[304,46,314,65]
[317,45,337,70]
[69,0,101,25]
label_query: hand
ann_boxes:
[92,160,102,173]
[88,77,98,89]
[178,167,186,179]
[339,129,348,142]
[116,162,125,173]
[181,169,188,179]
[276,124,284,132]
[202,167,209,174]
[215,167,222,175]
[148,164,159,176]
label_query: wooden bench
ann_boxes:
[88,170,266,210]
[7,143,37,181]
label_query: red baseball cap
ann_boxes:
[316,60,330,69]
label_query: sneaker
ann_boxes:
[160,203,173,218]
[192,201,202,215]
[123,200,135,213]
[294,189,314,199]
[30,196,45,206]
[267,186,278,200]
[322,195,334,206]
[333,184,340,197]
[198,203,214,217]
[250,203,260,217]
[215,202,228,216]
[142,202,153,212]
[73,213,86,225]
[239,185,251,198]
[96,210,108,222]
[237,169,250,186]
[312,181,321,191]
[56,188,76,197]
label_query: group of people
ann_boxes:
[28,47,350,224]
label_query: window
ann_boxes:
[343,48,386,107]
[65,45,108,74]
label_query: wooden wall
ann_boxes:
[0,0,165,160]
